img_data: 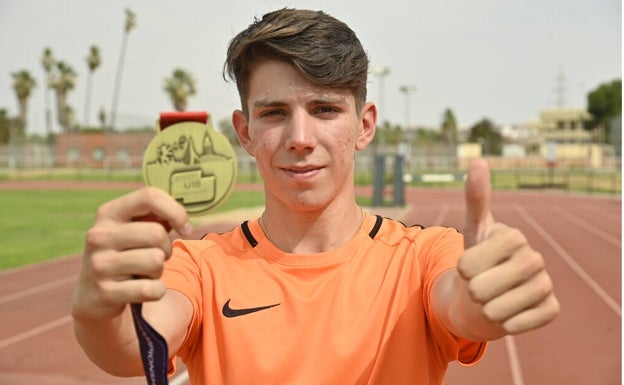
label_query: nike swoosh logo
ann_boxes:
[221,299,281,318]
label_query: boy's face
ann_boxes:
[233,60,376,211]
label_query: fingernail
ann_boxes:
[181,222,193,237]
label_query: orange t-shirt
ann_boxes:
[162,213,486,385]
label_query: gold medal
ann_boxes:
[142,112,237,215]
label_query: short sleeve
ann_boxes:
[161,239,207,367]
[419,227,487,365]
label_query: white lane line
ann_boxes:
[505,335,525,385]
[552,205,621,248]
[514,205,621,317]
[0,314,72,350]
[0,254,78,277]
[170,370,190,385]
[432,204,450,226]
[0,275,77,305]
[0,313,191,385]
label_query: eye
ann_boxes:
[314,105,340,117]
[259,109,286,119]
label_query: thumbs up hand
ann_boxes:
[456,159,559,338]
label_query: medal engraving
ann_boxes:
[142,120,237,215]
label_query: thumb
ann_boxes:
[463,158,494,248]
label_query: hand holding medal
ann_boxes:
[133,111,237,385]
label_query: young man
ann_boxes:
[71,8,559,385]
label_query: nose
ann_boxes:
[284,111,317,151]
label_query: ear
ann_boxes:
[232,110,255,157]
[355,102,377,151]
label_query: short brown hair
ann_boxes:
[224,8,369,115]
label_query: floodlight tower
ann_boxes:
[373,66,391,146]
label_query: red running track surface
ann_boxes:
[0,185,620,385]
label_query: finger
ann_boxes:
[86,221,173,257]
[97,187,192,237]
[98,277,168,306]
[458,223,525,279]
[501,293,560,335]
[463,158,494,248]
[133,213,173,233]
[481,270,554,323]
[465,246,545,303]
[90,247,167,282]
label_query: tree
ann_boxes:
[49,61,77,133]
[41,47,55,136]
[440,108,458,146]
[98,106,107,129]
[11,70,37,133]
[467,118,502,155]
[163,68,197,111]
[218,117,239,146]
[587,79,621,143]
[84,45,101,127]
[110,8,136,130]
[0,109,11,145]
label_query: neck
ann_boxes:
[260,203,365,254]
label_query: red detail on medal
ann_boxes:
[159,111,209,131]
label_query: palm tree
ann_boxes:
[110,8,136,130]
[163,68,197,111]
[441,108,458,146]
[83,45,101,127]
[41,48,55,135]
[49,61,77,133]
[11,70,37,139]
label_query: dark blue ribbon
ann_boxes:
[130,302,169,385]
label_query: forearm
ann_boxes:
[72,305,145,377]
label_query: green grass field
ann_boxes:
[1,165,620,270]
[0,189,266,270]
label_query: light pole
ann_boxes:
[371,66,390,207]
[373,66,391,146]
[399,85,417,131]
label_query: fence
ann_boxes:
[0,144,621,195]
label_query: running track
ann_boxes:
[0,183,620,384]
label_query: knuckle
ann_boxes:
[94,202,113,222]
[89,253,109,277]
[466,279,486,303]
[514,250,545,278]
[146,222,168,242]
[547,295,561,319]
[537,272,554,294]
[143,186,165,203]
[142,280,165,300]
[95,280,117,306]
[145,248,166,276]
[481,303,502,323]
[456,258,470,279]
[504,228,527,249]
[457,250,478,279]
[85,225,109,248]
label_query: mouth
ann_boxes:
[280,165,324,179]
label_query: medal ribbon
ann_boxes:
[131,302,169,385]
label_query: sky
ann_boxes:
[0,0,621,136]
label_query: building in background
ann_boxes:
[55,132,153,168]
[525,107,607,168]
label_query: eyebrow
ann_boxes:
[253,99,287,109]
[252,94,349,110]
